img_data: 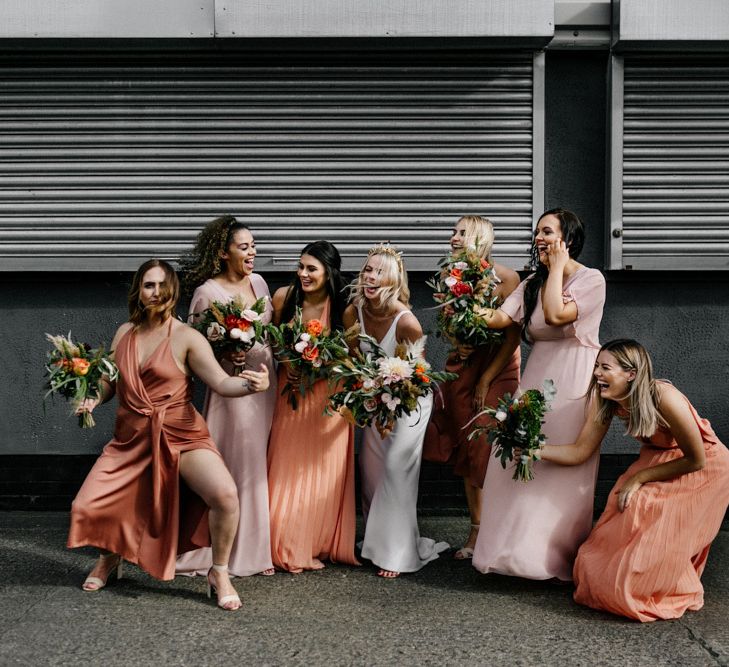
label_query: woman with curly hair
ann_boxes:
[267,240,359,573]
[176,215,277,577]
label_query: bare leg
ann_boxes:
[179,449,240,608]
[454,480,481,559]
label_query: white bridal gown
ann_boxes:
[357,307,449,573]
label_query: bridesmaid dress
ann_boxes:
[267,298,359,573]
[176,274,277,577]
[358,307,449,573]
[67,319,220,581]
[573,391,729,622]
[472,267,606,581]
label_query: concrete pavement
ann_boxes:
[1,513,727,666]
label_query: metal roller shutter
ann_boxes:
[0,54,541,272]
[609,55,729,270]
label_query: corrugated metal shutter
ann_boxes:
[610,55,729,270]
[0,55,539,272]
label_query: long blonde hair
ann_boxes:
[588,338,668,438]
[350,244,411,310]
[456,215,495,263]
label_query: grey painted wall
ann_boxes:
[2,51,728,458]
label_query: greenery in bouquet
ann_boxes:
[192,295,268,360]
[328,335,457,438]
[427,247,503,350]
[267,307,349,409]
[468,379,557,482]
[44,333,120,428]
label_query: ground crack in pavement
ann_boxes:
[680,618,725,666]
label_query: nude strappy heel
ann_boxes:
[206,564,242,611]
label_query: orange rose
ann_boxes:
[306,319,324,337]
[71,357,90,376]
[302,346,320,362]
[480,258,490,269]
[450,268,463,280]
[236,318,251,330]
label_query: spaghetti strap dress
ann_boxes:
[266,298,359,573]
[573,391,729,622]
[472,267,606,581]
[176,274,277,577]
[67,319,221,581]
[358,306,449,573]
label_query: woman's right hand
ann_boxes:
[74,396,100,416]
[239,364,270,393]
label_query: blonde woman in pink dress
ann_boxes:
[471,208,606,581]
[176,216,277,577]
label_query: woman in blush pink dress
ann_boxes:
[424,215,521,560]
[536,339,729,622]
[267,241,358,573]
[471,208,606,581]
[176,215,277,577]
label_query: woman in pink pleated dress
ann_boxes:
[176,215,278,577]
[471,208,606,581]
[537,338,729,621]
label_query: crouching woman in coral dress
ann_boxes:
[67,259,270,611]
[535,338,729,622]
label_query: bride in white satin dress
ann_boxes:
[343,245,449,578]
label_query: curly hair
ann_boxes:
[178,215,251,294]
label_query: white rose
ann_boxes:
[229,327,244,341]
[494,409,508,422]
[238,328,255,344]
[294,340,309,353]
[241,309,261,322]
[363,378,375,390]
[299,333,311,342]
[453,261,469,270]
[444,276,457,287]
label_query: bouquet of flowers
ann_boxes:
[468,379,556,481]
[267,308,349,408]
[427,247,503,350]
[44,333,120,428]
[192,295,268,368]
[328,335,457,437]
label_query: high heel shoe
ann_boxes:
[82,554,123,591]
[206,564,241,611]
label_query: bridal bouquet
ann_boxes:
[328,335,456,438]
[468,379,556,482]
[192,295,268,361]
[44,333,119,428]
[267,308,349,408]
[427,248,503,349]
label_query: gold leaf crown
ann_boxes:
[367,243,403,267]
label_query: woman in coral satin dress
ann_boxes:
[537,339,729,622]
[267,241,358,573]
[176,216,277,577]
[423,215,521,559]
[344,245,449,578]
[471,208,606,581]
[67,259,270,610]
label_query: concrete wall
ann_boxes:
[2,50,728,459]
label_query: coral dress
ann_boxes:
[67,320,220,581]
[176,274,277,577]
[424,345,520,487]
[573,393,729,622]
[358,307,449,573]
[473,267,606,581]
[267,299,358,572]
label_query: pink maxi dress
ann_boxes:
[472,267,606,581]
[176,274,277,577]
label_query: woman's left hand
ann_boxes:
[615,475,643,512]
[545,239,570,272]
[239,363,270,393]
[473,378,491,411]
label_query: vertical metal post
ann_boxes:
[532,50,546,238]
[607,54,624,270]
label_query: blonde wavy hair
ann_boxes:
[350,244,411,310]
[587,338,668,438]
[456,215,495,262]
[128,259,180,326]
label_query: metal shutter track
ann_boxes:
[622,57,729,269]
[0,60,535,271]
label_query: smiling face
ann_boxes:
[593,350,636,402]
[220,228,256,276]
[297,253,327,294]
[450,220,469,252]
[361,253,391,302]
[139,266,167,310]
[534,214,563,264]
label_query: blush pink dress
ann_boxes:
[573,391,729,622]
[176,274,277,577]
[68,319,219,581]
[266,299,359,573]
[473,267,606,581]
